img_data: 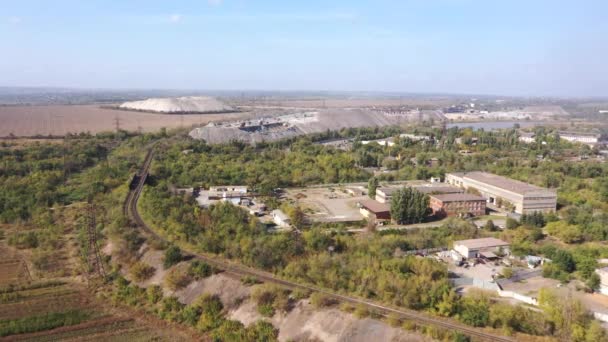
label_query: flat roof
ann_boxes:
[454,237,510,250]
[430,193,486,202]
[376,187,399,196]
[449,171,553,195]
[413,186,464,195]
[359,200,391,213]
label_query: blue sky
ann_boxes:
[1,0,607,97]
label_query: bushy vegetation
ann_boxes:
[164,266,192,291]
[0,310,90,337]
[163,245,183,269]
[129,262,156,282]
[188,260,216,280]
[109,275,278,341]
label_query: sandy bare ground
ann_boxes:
[0,104,251,137]
[229,298,432,342]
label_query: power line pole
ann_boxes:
[85,203,106,283]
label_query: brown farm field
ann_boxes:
[0,104,252,137]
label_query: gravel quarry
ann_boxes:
[120,96,235,114]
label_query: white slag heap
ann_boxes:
[119,96,234,113]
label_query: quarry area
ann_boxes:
[118,96,236,114]
[189,109,445,144]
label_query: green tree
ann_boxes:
[484,220,497,231]
[164,245,183,269]
[390,187,429,224]
[368,177,379,199]
[587,273,601,291]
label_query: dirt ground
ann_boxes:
[285,187,368,223]
[229,298,432,342]
[0,104,252,136]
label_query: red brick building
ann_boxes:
[429,193,486,218]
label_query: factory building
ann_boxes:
[445,172,556,214]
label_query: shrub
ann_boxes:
[241,276,261,286]
[258,303,275,317]
[310,292,336,308]
[251,284,291,314]
[130,262,156,282]
[291,288,311,301]
[339,302,355,313]
[188,260,215,280]
[385,313,401,327]
[402,320,417,331]
[195,294,224,332]
[146,285,163,304]
[164,245,183,269]
[164,267,192,291]
[8,231,38,249]
[32,251,52,271]
[354,304,369,318]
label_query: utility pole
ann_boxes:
[114,114,121,133]
[85,203,106,283]
[63,135,69,180]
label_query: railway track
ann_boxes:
[124,148,513,342]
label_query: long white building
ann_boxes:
[445,172,556,214]
[558,132,601,146]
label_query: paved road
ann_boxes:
[124,148,514,342]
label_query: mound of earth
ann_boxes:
[119,96,235,114]
[189,109,440,144]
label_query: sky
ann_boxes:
[1,0,607,97]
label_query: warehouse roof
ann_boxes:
[430,193,486,202]
[454,238,509,250]
[376,187,399,196]
[452,171,553,195]
[413,185,464,195]
[359,200,391,214]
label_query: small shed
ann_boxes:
[359,200,391,222]
[453,238,510,259]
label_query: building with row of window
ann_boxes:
[445,172,556,214]
[429,193,486,218]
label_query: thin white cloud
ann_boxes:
[208,0,223,6]
[169,14,182,23]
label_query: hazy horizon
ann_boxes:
[2,0,607,97]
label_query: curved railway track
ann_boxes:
[124,148,513,342]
